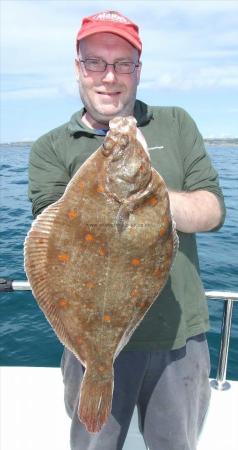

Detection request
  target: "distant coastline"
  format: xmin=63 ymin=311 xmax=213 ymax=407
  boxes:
xmin=1 ymin=138 xmax=238 ymax=147
xmin=203 ymin=138 xmax=238 ymax=147
xmin=0 ymin=141 xmax=34 ymax=147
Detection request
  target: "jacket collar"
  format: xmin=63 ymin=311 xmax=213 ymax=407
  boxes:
xmin=67 ymin=99 xmax=153 ymax=136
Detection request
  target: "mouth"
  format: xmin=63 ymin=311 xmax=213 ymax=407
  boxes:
xmin=97 ymin=91 xmax=121 ymax=97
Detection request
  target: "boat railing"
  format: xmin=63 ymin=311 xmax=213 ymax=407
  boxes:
xmin=0 ymin=280 xmax=237 ymax=390
xmin=205 ymin=290 xmax=238 ymax=391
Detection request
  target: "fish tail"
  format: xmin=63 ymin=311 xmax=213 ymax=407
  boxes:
xmin=78 ymin=369 xmax=114 ymax=433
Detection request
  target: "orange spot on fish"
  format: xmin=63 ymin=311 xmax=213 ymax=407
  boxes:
xmin=76 ymin=336 xmax=84 ymax=345
xmin=57 ymin=298 xmax=69 ymax=309
xmin=88 ymin=270 xmax=96 ymax=276
xmin=131 ymin=258 xmax=141 ymax=266
xmin=159 ymin=226 xmax=167 ymax=237
xmin=79 ymin=180 xmax=85 ymax=190
xmin=67 ymin=209 xmax=78 ymax=220
xmin=130 ymin=288 xmax=139 ymax=297
xmin=85 ymin=233 xmax=95 ymax=242
xmin=96 ymin=184 xmax=104 ymax=193
xmin=58 ymin=253 xmax=69 ymax=262
xmin=98 ymin=246 xmax=107 ymax=256
xmin=103 ymin=315 xmax=111 ymax=323
xmin=140 ymin=301 xmax=148 ymax=309
xmin=148 ymin=195 xmax=158 ymax=206
xmin=98 ymin=365 xmax=106 ymax=372
xmin=154 ymin=267 xmax=161 ymax=277
xmin=85 ymin=281 xmax=95 ymax=289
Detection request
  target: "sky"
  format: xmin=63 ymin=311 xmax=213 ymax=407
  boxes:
xmin=1 ymin=0 xmax=238 ymax=142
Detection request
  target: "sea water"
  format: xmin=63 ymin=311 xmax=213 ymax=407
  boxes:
xmin=0 ymin=144 xmax=237 ymax=380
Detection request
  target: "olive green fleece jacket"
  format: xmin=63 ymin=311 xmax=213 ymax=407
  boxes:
xmin=28 ymin=100 xmax=226 ymax=351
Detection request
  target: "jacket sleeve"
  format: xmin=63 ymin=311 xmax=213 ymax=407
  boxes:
xmin=28 ymin=132 xmax=70 ymax=218
xmin=176 ymin=108 xmax=226 ymax=231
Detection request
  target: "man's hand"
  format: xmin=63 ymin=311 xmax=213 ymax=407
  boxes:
xmin=168 ymin=190 xmax=223 ymax=233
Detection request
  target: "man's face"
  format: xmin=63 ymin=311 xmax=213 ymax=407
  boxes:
xmin=75 ymin=32 xmax=141 ymax=127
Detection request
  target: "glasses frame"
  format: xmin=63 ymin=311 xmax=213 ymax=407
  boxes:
xmin=79 ymin=58 xmax=140 ymax=74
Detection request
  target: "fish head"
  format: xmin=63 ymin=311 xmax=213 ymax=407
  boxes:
xmin=102 ymin=116 xmax=152 ymax=199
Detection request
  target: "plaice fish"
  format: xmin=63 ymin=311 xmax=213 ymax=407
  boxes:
xmin=24 ymin=116 xmax=178 ymax=433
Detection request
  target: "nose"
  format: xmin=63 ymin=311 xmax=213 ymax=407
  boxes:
xmin=101 ymin=66 xmax=117 ymax=82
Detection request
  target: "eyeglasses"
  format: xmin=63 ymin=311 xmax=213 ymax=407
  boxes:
xmin=79 ymin=58 xmax=140 ymax=74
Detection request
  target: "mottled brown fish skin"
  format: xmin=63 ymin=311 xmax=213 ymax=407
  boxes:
xmin=24 ymin=116 xmax=178 ymax=433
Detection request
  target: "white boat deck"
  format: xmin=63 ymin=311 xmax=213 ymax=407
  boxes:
xmin=0 ymin=366 xmax=237 ymax=450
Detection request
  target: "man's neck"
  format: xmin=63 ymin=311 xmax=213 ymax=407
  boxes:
xmin=81 ymin=111 xmax=109 ymax=130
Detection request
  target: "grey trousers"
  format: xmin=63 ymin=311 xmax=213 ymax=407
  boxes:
xmin=60 ymin=333 xmax=211 ymax=450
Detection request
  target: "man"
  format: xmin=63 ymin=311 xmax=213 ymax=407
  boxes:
xmin=28 ymin=10 xmax=226 ymax=450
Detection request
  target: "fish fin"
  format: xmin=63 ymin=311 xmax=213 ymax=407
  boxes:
xmin=78 ymin=369 xmax=114 ymax=433
xmin=24 ymin=200 xmax=76 ymax=355
xmin=24 ymin=201 xmax=61 ymax=290
xmin=24 ymin=201 xmax=62 ymax=298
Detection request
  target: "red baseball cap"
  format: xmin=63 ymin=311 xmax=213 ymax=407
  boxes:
xmin=76 ymin=10 xmax=142 ymax=55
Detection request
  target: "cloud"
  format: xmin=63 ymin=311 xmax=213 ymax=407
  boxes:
xmin=1 ymin=78 xmax=78 ymax=100
xmin=1 ymin=1 xmax=238 ymax=139
xmin=140 ymin=62 xmax=238 ymax=90
xmin=1 ymin=0 xmax=238 ymax=95
xmin=1 ymin=87 xmax=61 ymax=100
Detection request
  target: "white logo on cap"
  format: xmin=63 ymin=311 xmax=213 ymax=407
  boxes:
xmin=93 ymin=11 xmax=130 ymax=24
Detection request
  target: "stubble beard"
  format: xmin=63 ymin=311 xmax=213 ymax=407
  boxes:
xmin=78 ymin=85 xmax=137 ymax=128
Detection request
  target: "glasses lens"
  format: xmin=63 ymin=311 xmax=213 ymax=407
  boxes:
xmin=84 ymin=59 xmax=106 ymax=72
xmin=115 ymin=62 xmax=136 ymax=74
xmin=82 ymin=59 xmax=137 ymax=74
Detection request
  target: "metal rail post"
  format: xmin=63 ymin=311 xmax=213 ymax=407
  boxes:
xmin=210 ymin=298 xmax=234 ymax=390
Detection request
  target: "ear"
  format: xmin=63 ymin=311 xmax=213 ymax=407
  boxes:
xmin=75 ymin=58 xmax=80 ymax=81
xmin=136 ymin=61 xmax=142 ymax=86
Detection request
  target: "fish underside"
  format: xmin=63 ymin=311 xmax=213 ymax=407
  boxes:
xmin=24 ymin=116 xmax=178 ymax=433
